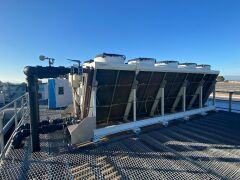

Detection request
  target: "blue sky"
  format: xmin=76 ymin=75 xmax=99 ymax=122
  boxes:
xmin=0 ymin=0 xmax=240 ymax=82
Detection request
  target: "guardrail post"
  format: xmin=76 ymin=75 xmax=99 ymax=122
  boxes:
xmin=14 ymin=101 xmax=18 ymax=129
xmin=212 ymin=86 xmax=216 ymax=106
xmin=0 ymin=112 xmax=4 ymax=156
xmin=21 ymin=97 xmax=25 ymax=121
xmin=228 ymin=92 xmax=233 ymax=112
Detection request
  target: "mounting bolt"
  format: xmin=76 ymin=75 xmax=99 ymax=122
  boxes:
xmin=92 ymin=138 xmax=101 ymax=147
xmin=162 ymin=122 xmax=169 ymax=127
xmin=201 ymin=112 xmax=207 ymax=116
xmin=183 ymin=116 xmax=190 ymax=121
xmin=132 ymin=127 xmax=141 ymax=134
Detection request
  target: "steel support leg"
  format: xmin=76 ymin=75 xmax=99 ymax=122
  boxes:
xmin=182 ymin=86 xmax=186 ymax=112
xmin=199 ymin=86 xmax=203 ymax=108
xmin=133 ymin=88 xmax=136 ymax=122
xmin=88 ymin=82 xmax=97 ymax=117
xmin=124 ymin=71 xmax=139 ymax=121
xmin=171 ymin=80 xmax=188 ymax=113
xmin=199 ymin=86 xmax=207 ymax=116
xmin=182 ymin=86 xmax=189 ymax=120
xmin=93 ymin=87 xmax=97 ymax=117
xmin=161 ymin=88 xmax=164 ymax=115
xmin=150 ymin=81 xmax=166 ymax=116
xmin=132 ymin=87 xmax=140 ymax=134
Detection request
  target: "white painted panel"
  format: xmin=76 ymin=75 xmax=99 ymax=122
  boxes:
xmin=54 ymin=79 xmax=73 ymax=108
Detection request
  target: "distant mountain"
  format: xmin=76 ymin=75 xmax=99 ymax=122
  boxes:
xmin=224 ymin=75 xmax=240 ymax=81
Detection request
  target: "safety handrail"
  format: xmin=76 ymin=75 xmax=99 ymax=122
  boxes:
xmin=0 ymin=93 xmax=29 ymax=160
xmin=211 ymin=90 xmax=240 ymax=112
xmin=0 ymin=94 xmax=27 ymax=112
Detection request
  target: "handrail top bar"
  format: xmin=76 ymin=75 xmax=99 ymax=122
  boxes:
xmin=0 ymin=93 xmax=28 ymax=112
xmin=2 ymin=102 xmax=27 ymax=135
xmin=0 ymin=106 xmax=28 ymax=160
xmin=215 ymin=90 xmax=240 ymax=94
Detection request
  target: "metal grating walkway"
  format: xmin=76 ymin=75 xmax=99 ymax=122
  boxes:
xmin=1 ymin=111 xmax=240 ymax=179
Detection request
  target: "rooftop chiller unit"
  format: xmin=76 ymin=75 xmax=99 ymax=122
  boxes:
xmin=68 ymin=53 xmax=219 ymax=144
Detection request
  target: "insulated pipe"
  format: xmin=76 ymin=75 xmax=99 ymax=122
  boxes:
xmin=27 ymin=75 xmax=40 ymax=152
xmin=24 ymin=66 xmax=71 ymax=152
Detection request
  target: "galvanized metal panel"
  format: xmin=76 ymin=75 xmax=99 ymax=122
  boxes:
xmin=93 ymin=69 xmax=217 ymax=125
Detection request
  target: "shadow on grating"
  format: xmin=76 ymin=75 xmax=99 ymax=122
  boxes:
xmin=0 ymin=111 xmax=240 ymax=180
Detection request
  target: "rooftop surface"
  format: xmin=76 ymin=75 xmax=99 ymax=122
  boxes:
xmin=0 ymin=111 xmax=240 ymax=179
